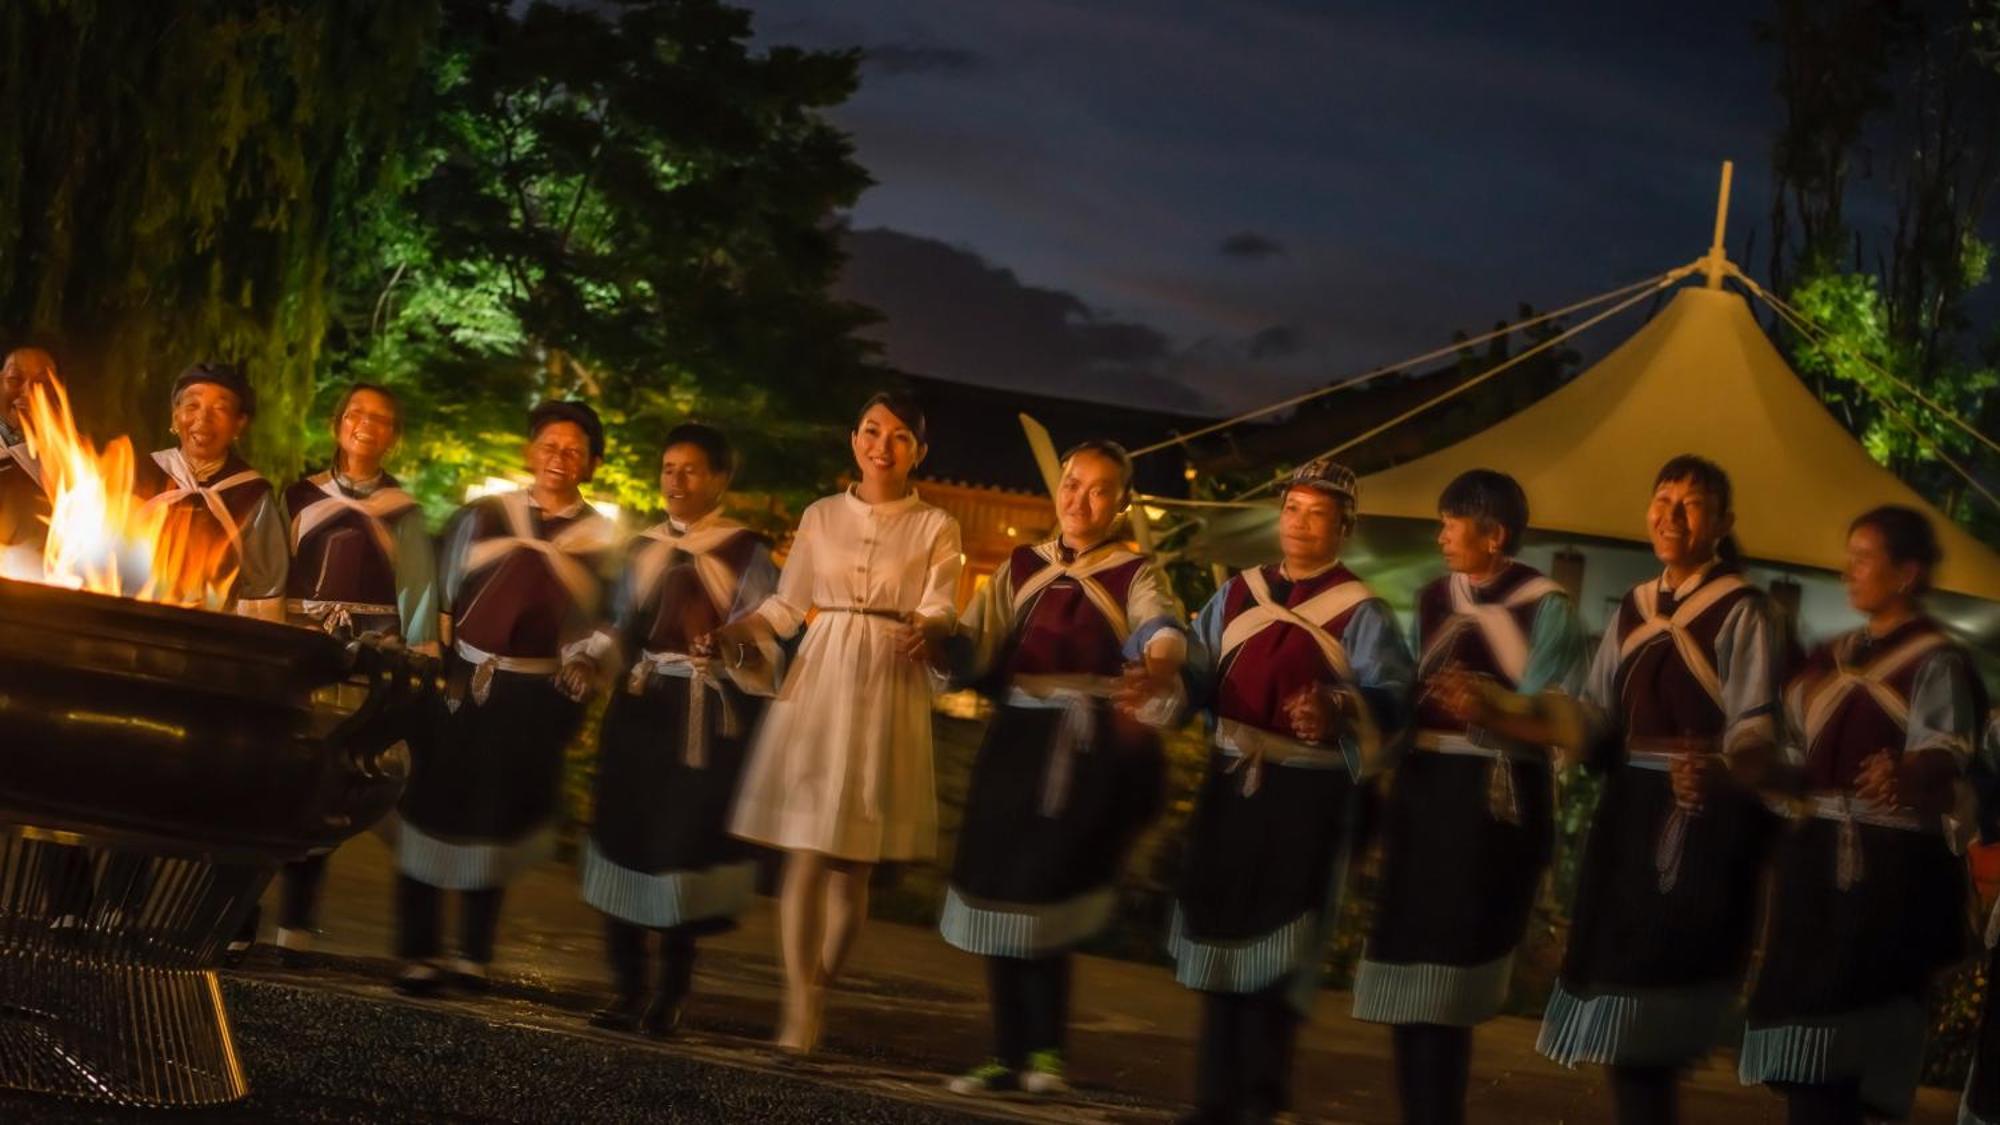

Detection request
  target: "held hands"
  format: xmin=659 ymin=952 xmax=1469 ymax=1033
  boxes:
xmin=709 ymin=619 xmax=767 ymax=674
xmin=1852 ymin=750 xmax=1903 ymax=809
xmin=1112 ymin=651 xmax=1183 ymax=731
xmin=891 ymin=613 xmax=948 ymax=663
xmin=1667 ymin=744 xmax=1722 ymax=813
xmin=554 ymin=657 xmax=600 ymax=703
xmin=1427 ymin=663 xmax=1491 ymax=725
xmin=684 ymin=633 xmax=718 ymax=678
xmin=1284 ymin=684 xmax=1347 ymax=745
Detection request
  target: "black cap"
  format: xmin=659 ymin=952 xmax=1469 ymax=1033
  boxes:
xmin=171 ymin=362 xmax=256 ymax=418
xmin=528 ymin=399 xmax=605 ymax=459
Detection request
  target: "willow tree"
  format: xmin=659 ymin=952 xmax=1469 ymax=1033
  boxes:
xmin=0 ymin=1 xmax=439 ymax=475
xmin=322 ymin=0 xmax=883 ymax=518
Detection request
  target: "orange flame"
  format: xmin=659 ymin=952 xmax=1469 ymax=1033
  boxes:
xmin=17 ymin=377 xmax=238 ymax=607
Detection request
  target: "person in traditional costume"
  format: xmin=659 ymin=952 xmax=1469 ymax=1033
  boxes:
xmin=1350 ymin=469 xmax=1586 ymax=1125
xmin=134 ymin=362 xmax=288 ymax=620
xmin=1739 ymin=506 xmax=1986 ymax=1124
xmin=939 ymin=440 xmax=1185 ymax=1097
xmin=577 ymin=423 xmax=776 ymax=1037
xmin=718 ymin=391 xmax=963 ymax=1054
xmin=261 ymin=383 xmax=436 ymax=963
xmin=1171 ymin=457 xmax=1414 ymax=1125
xmin=0 ymin=346 xmax=55 ymax=559
xmin=392 ymin=400 xmax=617 ymax=996
xmin=1961 ymin=715 xmax=2000 ymax=1125
xmin=1535 ymin=454 xmax=1781 ymax=1125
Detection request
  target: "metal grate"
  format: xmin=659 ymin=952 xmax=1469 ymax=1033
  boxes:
xmin=0 ymin=830 xmax=263 ymax=1105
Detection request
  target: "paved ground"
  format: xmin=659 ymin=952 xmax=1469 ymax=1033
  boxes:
xmin=194 ymin=832 xmax=1966 ymax=1124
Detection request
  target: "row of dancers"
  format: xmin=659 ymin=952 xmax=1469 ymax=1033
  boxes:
xmin=2 ymin=346 xmax=1996 ymax=1124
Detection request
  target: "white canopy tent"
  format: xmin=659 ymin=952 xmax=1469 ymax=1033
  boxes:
xmin=1355 ymin=284 xmax=2000 ymax=602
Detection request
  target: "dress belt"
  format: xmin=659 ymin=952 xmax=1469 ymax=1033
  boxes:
xmin=454 ymin=638 xmax=560 ymax=706
xmin=1007 ymin=674 xmax=1120 ymax=817
xmin=628 ymin=649 xmax=739 ymax=769
xmin=1213 ymin=718 xmax=1346 ymax=797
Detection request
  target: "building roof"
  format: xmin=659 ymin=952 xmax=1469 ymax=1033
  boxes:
xmin=900 ymin=374 xmax=1213 ymax=499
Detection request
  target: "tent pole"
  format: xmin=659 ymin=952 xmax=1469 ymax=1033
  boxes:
xmin=1704 ymin=160 xmax=1734 ymax=289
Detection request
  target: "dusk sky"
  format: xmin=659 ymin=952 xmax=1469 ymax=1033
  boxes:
xmin=745 ymin=0 xmax=1808 ymax=415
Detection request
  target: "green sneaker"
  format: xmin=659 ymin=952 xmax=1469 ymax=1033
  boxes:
xmin=946 ymin=1059 xmax=1020 ymax=1096
xmin=1021 ymin=1049 xmax=1069 ymax=1095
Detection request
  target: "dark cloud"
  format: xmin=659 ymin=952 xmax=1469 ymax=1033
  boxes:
xmin=836 ymin=227 xmax=1212 ymax=411
xmin=1219 ymin=231 xmax=1286 ymax=260
xmin=864 ymin=43 xmax=984 ymax=77
xmin=1248 ymin=323 xmax=1303 ymax=360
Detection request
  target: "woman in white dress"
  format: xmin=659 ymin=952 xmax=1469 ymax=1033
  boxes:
xmin=722 ymin=392 xmax=963 ymax=1053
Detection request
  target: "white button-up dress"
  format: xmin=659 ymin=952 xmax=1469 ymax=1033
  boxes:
xmin=730 ymin=487 xmax=963 ymax=861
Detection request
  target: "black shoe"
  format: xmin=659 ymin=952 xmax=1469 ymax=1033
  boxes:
xmin=590 ymin=992 xmax=645 ymax=1033
xmin=639 ymin=992 xmax=685 ymax=1038
xmin=449 ymin=958 xmax=491 ymax=994
xmin=393 ymin=961 xmax=444 ymax=998
xmin=220 ymin=939 xmax=254 ymax=968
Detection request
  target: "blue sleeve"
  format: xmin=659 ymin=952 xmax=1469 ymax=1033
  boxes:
xmin=1518 ymin=594 xmax=1587 ymax=697
xmin=728 ymin=543 xmax=778 ymax=626
xmin=1182 ymin=583 xmax=1232 ymax=720
xmin=1341 ymin=597 xmax=1415 ymax=770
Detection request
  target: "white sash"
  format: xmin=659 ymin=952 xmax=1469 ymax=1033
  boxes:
xmin=1 ymin=441 xmax=42 ymax=490
xmin=1792 ymin=630 xmax=1949 ymax=750
xmin=1417 ymin=570 xmax=1565 ymax=685
xmin=142 ymin=448 xmax=263 ymax=550
xmin=628 ymin=650 xmax=740 ymax=769
xmin=1011 ymin=541 xmax=1138 ymax=643
xmin=628 ymin=515 xmax=746 ymax=621
xmin=291 ymin=471 xmax=417 ymax=563
xmin=462 ymin=490 xmax=615 ymax=614
xmin=1617 ymin=572 xmax=1749 ymax=711
xmin=1218 ymin=566 xmax=1372 ymax=682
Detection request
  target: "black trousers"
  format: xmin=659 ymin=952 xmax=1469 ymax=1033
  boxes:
xmin=279 ymin=854 xmax=329 ymax=930
xmin=986 ymin=953 xmax=1071 ymax=1068
xmin=395 ymin=875 xmax=505 ymax=964
xmin=603 ymin=915 xmax=696 ymax=1001
xmin=1608 ymin=1064 xmax=1681 ymax=1125
xmin=1194 ymin=976 xmax=1300 ymax=1120
xmin=1392 ymin=1023 xmax=1472 ymax=1125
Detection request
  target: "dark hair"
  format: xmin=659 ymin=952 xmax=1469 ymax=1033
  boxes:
xmin=172 ymin=361 xmax=256 ymax=418
xmin=1060 ymin=439 xmax=1134 ymax=497
xmin=1849 ymin=504 xmax=1941 ymax=594
xmin=856 ymin=391 xmax=926 ymax=443
xmin=661 ymin=422 xmax=733 ymax=475
xmin=1438 ymin=468 xmax=1528 ymax=555
xmin=329 ymin=383 xmax=404 ymax=475
xmin=528 ymin=400 xmax=605 ymax=459
xmin=1653 ymin=453 xmax=1741 ymax=567
xmin=331 ymin=383 xmax=402 ymax=432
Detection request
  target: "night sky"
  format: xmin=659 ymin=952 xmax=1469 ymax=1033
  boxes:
xmin=746 ymin=0 xmax=1806 ymax=414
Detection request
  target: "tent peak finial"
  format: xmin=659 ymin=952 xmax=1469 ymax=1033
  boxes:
xmin=1703 ymin=160 xmax=1735 ymax=290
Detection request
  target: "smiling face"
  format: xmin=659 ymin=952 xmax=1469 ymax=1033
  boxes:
xmin=1057 ymin=449 xmax=1127 ymax=546
xmin=1842 ymin=522 xmax=1919 ymax=616
xmin=171 ymin=382 xmax=250 ymax=463
xmin=1647 ymin=475 xmax=1731 ymax=574
xmin=525 ymin=420 xmax=597 ymax=501
xmin=0 ymin=349 xmax=54 ymax=430
xmin=660 ymin=441 xmax=729 ymax=523
xmin=334 ymin=388 xmax=399 ymax=474
xmin=850 ymin=402 xmax=924 ymax=489
xmin=1437 ymin=513 xmax=1505 ymax=576
xmin=1278 ymin=486 xmax=1350 ymax=573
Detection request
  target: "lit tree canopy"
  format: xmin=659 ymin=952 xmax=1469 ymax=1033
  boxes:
xmin=0 ymin=0 xmax=438 ymax=472
xmin=324 ymin=0 xmax=884 ymax=518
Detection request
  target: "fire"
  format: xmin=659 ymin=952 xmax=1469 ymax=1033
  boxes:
xmin=14 ymin=377 xmax=237 ymax=607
